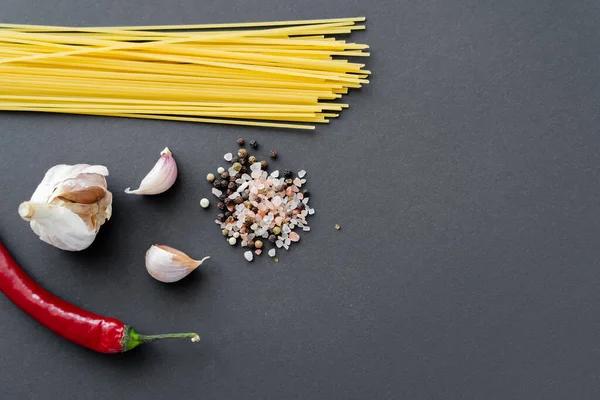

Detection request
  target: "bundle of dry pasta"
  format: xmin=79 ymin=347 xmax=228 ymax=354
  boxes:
xmin=0 ymin=17 xmax=369 ymax=129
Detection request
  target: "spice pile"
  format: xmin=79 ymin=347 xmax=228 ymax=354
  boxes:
xmin=206 ymin=140 xmax=314 ymax=262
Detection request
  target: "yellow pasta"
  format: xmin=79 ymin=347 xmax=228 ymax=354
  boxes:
xmin=0 ymin=17 xmax=370 ymax=129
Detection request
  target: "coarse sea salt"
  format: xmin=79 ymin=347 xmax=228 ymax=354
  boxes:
xmin=250 ymin=163 xmax=262 ymax=172
xmin=209 ymin=146 xmax=314 ymax=261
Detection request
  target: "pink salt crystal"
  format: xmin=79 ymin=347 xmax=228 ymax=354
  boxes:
xmin=293 ymin=178 xmax=302 ymax=187
xmin=255 ymin=249 xmax=262 ymax=256
xmin=240 ymin=233 xmax=248 ymax=240
xmin=285 ymin=187 xmax=294 ymax=197
xmin=297 ymin=192 xmax=304 ymax=200
xmin=292 ymin=185 xmax=299 ymax=193
xmin=258 ymin=210 xmax=266 ymax=218
xmin=275 ymin=216 xmax=283 ymax=225
xmin=293 ymin=209 xmax=300 ymax=215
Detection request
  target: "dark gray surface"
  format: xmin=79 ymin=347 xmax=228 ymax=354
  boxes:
xmin=1 ymin=0 xmax=600 ymax=399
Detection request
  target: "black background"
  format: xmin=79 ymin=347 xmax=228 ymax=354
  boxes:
xmin=1 ymin=1 xmax=600 ymax=399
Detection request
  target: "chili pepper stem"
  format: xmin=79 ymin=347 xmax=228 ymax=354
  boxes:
xmin=138 ymin=333 xmax=201 ymax=342
xmin=121 ymin=326 xmax=200 ymax=352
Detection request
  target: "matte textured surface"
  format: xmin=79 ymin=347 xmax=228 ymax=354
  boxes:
xmin=1 ymin=1 xmax=600 ymax=399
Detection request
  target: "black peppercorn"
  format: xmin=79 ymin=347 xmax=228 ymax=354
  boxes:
xmin=217 ymin=202 xmax=225 ymax=210
xmin=216 ymin=213 xmax=225 ymax=222
xmin=212 ymin=180 xmax=220 ymax=188
xmin=248 ymin=155 xmax=257 ymax=164
xmin=220 ymin=171 xmax=229 ymax=180
xmin=237 ymin=138 xmax=245 ymax=146
xmin=234 ymin=196 xmax=244 ymax=205
xmin=226 ymin=189 xmax=233 ymax=196
xmin=225 ymin=211 xmax=232 ymax=218
xmin=247 ymin=241 xmax=255 ymax=249
xmin=231 ymin=156 xmax=239 ymax=164
xmin=245 ymin=216 xmax=255 ymax=225
xmin=283 ymin=169 xmax=292 ymax=178
xmin=239 ymin=157 xmax=247 ymax=165
xmin=241 ymin=166 xmax=248 ymax=174
xmin=249 ymin=140 xmax=258 ymax=149
xmin=218 ymin=194 xmax=226 ymax=201
xmin=269 ymin=150 xmax=278 ymax=159
xmin=228 ymin=182 xmax=236 ymax=190
xmin=297 ymin=202 xmax=306 ymax=210
xmin=242 ymin=192 xmax=249 ymax=200
xmin=224 ymin=198 xmax=233 ymax=207
xmin=220 ymin=179 xmax=228 ymax=188
xmin=268 ymin=234 xmax=277 ymax=243
xmin=260 ymin=160 xmax=268 ymax=169
xmin=302 ymin=188 xmax=310 ymax=197
xmin=238 ymin=148 xmax=248 ymax=158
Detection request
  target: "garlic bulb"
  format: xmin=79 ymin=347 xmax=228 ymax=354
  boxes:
xmin=146 ymin=245 xmax=209 ymax=283
xmin=125 ymin=147 xmax=177 ymax=195
xmin=19 ymin=164 xmax=112 ymax=251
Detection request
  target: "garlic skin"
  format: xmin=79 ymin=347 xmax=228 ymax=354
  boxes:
xmin=146 ymin=245 xmax=209 ymax=283
xmin=19 ymin=164 xmax=112 ymax=251
xmin=125 ymin=147 xmax=177 ymax=195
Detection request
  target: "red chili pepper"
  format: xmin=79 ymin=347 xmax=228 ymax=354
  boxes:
xmin=0 ymin=242 xmax=199 ymax=353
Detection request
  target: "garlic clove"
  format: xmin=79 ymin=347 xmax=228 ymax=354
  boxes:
xmin=50 ymin=173 xmax=108 ymax=204
xmin=145 ymin=244 xmax=209 ymax=283
xmin=125 ymin=147 xmax=177 ymax=195
xmin=31 ymin=164 xmax=109 ymax=203
xmin=19 ymin=202 xmax=98 ymax=251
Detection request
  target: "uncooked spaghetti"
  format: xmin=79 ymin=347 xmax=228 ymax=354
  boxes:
xmin=0 ymin=17 xmax=370 ymax=129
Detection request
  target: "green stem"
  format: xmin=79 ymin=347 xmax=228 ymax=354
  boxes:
xmin=121 ymin=326 xmax=200 ymax=352
xmin=138 ymin=333 xmax=200 ymax=343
